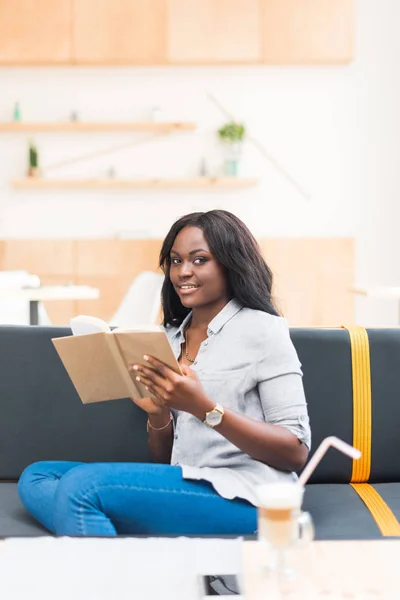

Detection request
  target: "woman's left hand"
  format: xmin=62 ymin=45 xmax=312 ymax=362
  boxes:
xmin=131 ymin=356 xmax=213 ymax=419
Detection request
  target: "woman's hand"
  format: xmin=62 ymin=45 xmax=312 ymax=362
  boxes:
xmin=130 ymin=394 xmax=172 ymax=430
xmin=131 ymin=355 xmax=214 ymax=420
xmin=130 ymin=393 xmax=167 ymax=417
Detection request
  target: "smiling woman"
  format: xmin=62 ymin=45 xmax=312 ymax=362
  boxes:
xmin=17 ymin=210 xmax=311 ymax=537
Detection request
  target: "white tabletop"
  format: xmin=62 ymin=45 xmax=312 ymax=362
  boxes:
xmin=0 ymin=285 xmax=100 ymax=301
xmin=0 ymin=537 xmax=397 ymax=599
xmin=0 ymin=537 xmax=243 ymax=600
xmin=242 ymin=539 xmax=400 ymax=599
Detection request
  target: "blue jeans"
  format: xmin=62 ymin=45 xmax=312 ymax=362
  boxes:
xmin=18 ymin=462 xmax=257 ymax=537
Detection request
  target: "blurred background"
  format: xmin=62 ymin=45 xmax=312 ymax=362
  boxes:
xmin=0 ymin=0 xmax=396 ymax=328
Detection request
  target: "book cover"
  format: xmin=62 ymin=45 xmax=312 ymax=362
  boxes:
xmin=52 ymin=316 xmax=180 ymax=404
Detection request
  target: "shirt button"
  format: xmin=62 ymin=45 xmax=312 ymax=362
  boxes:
xmin=204 ymin=341 xmax=208 ymax=346
xmin=174 ymin=434 xmax=178 ymax=440
xmin=193 ymin=360 xmax=197 ymax=365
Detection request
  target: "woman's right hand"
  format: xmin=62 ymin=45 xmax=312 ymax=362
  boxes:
xmin=130 ymin=395 xmax=171 ymax=426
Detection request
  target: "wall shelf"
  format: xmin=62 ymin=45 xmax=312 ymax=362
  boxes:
xmin=0 ymin=122 xmax=196 ymax=133
xmin=11 ymin=177 xmax=258 ymax=190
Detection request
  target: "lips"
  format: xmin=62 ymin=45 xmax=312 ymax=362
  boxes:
xmin=176 ymin=284 xmax=200 ymax=295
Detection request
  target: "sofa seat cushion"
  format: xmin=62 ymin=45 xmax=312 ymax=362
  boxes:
xmin=0 ymin=483 xmax=48 ymax=537
xmin=3 ymin=480 xmax=400 ymax=540
xmin=304 ymin=483 xmax=400 ymax=540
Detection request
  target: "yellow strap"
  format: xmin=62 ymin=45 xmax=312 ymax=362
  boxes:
xmin=351 ymin=484 xmax=400 ymax=536
xmin=341 ymin=325 xmax=372 ymax=482
xmin=343 ymin=326 xmax=400 ymax=536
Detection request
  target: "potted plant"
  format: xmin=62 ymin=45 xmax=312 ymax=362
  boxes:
xmin=217 ymin=121 xmax=246 ymax=176
xmin=28 ymin=140 xmax=39 ymax=178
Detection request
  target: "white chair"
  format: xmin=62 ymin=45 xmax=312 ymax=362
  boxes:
xmin=110 ymin=271 xmax=164 ymax=327
xmin=0 ymin=270 xmax=51 ymax=325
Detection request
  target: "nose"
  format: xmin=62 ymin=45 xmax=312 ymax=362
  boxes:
xmin=178 ymin=260 xmax=194 ymax=279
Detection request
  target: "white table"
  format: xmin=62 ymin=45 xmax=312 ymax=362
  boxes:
xmin=0 ymin=537 xmax=398 ymax=599
xmin=0 ymin=285 xmax=100 ymax=325
xmin=0 ymin=537 xmax=243 ymax=600
xmin=351 ymin=285 xmax=400 ymax=324
xmin=242 ymin=539 xmax=400 ymax=599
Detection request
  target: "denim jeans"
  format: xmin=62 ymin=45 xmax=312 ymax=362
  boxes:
xmin=18 ymin=462 xmax=257 ymax=537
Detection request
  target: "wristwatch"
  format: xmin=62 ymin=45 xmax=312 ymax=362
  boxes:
xmin=203 ymin=403 xmax=225 ymax=428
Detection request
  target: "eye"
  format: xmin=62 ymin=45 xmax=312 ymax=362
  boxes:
xmin=193 ymin=257 xmax=207 ymax=265
xmin=171 ymin=257 xmax=181 ymax=265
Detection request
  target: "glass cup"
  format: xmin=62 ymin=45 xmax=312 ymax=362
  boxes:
xmin=256 ymin=482 xmax=314 ymax=581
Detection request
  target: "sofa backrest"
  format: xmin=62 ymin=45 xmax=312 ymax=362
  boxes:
xmin=292 ymin=328 xmax=400 ymax=484
xmin=0 ymin=326 xmax=397 ymax=484
xmin=0 ymin=326 xmax=151 ymax=480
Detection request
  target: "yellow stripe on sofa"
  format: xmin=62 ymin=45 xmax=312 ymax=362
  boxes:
xmin=350 ymin=484 xmax=400 ymax=537
xmin=343 ymin=325 xmax=400 ymax=536
xmin=342 ymin=325 xmax=372 ymax=482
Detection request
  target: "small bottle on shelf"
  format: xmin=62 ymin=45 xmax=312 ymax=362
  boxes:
xmin=13 ymin=102 xmax=21 ymax=122
xmin=107 ymin=166 xmax=116 ymax=179
xmin=199 ymin=158 xmax=208 ymax=177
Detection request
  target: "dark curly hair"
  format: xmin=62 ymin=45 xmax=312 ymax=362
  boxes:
xmin=159 ymin=210 xmax=279 ymax=326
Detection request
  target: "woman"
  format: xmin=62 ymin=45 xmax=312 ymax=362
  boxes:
xmin=18 ymin=210 xmax=310 ymax=536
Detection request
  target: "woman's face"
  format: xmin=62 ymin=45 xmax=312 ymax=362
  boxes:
xmin=169 ymin=226 xmax=230 ymax=311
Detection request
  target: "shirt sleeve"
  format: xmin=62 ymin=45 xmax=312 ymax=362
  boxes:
xmin=256 ymin=318 xmax=311 ymax=450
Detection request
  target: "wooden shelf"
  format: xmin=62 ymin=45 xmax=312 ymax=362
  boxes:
xmin=11 ymin=177 xmax=258 ymax=190
xmin=0 ymin=122 xmax=196 ymax=133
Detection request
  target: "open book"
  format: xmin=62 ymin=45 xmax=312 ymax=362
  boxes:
xmin=52 ymin=315 xmax=180 ymax=404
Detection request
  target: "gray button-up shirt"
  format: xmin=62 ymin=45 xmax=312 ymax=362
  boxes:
xmin=164 ymin=299 xmax=311 ymax=507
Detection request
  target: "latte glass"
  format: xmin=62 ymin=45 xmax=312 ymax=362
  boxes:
xmin=257 ymin=482 xmax=314 ymax=580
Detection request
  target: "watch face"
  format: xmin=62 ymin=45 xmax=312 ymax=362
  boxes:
xmin=207 ymin=409 xmax=223 ymax=426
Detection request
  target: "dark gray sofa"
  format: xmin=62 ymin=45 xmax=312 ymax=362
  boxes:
xmin=0 ymin=325 xmax=398 ymax=539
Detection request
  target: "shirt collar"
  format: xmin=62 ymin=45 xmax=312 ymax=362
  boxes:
xmin=173 ymin=298 xmax=242 ymax=338
xmin=175 ymin=311 xmax=193 ymax=337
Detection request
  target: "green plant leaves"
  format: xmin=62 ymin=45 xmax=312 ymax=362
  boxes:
xmin=217 ymin=121 xmax=246 ymax=143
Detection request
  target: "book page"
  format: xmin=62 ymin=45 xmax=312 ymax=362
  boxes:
xmin=113 ymin=325 xmax=162 ymax=333
xmin=70 ymin=315 xmax=111 ymax=335
xmin=114 ymin=330 xmax=181 ymax=399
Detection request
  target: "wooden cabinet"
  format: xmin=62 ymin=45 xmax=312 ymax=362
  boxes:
xmin=0 ymin=0 xmax=72 ymax=64
xmin=166 ymin=0 xmax=263 ymax=64
xmin=0 ymin=238 xmax=354 ymax=326
xmin=262 ymin=0 xmax=354 ymax=64
xmin=72 ymin=0 xmax=166 ymax=64
xmin=0 ymin=0 xmax=354 ymax=66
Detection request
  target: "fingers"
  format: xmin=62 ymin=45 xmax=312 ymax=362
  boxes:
xmin=130 ymin=356 xmax=192 ymax=407
xmin=148 ymin=393 xmax=165 ymax=409
xmin=131 ymin=363 xmax=167 ymax=389
xmin=142 ymin=355 xmax=178 ymax=382
xmin=130 ymin=359 xmax=172 ymax=404
xmin=135 ymin=374 xmax=168 ymax=402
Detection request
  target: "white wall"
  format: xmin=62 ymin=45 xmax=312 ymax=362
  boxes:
xmin=0 ymin=0 xmax=398 ymax=324
xmin=352 ymin=0 xmax=400 ymax=326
